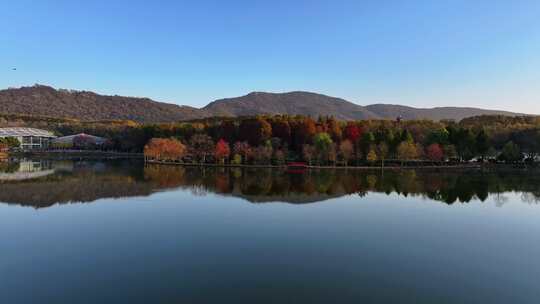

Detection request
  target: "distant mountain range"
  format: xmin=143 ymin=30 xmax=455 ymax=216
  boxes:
xmin=0 ymin=85 xmax=523 ymax=123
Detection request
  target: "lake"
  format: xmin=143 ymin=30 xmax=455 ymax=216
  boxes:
xmin=1 ymin=159 xmax=540 ymax=303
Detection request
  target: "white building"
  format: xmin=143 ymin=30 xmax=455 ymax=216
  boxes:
xmin=0 ymin=127 xmax=56 ymax=150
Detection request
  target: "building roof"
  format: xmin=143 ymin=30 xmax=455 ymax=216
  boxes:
xmin=52 ymin=133 xmax=107 ymax=144
xmin=0 ymin=127 xmax=56 ymax=138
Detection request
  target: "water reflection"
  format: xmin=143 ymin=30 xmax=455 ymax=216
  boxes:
xmin=144 ymin=165 xmax=540 ymax=205
xmin=0 ymin=159 xmax=55 ymax=181
xmin=1 ymin=159 xmax=540 ymax=208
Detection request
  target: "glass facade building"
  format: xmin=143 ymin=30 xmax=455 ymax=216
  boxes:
xmin=0 ymin=128 xmax=56 ymax=150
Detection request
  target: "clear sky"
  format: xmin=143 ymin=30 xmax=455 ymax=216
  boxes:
xmin=1 ymin=0 xmax=539 ymax=113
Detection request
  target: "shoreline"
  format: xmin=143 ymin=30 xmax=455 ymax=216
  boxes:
xmin=144 ymin=160 xmax=527 ymax=171
xmin=9 ymin=151 xmax=143 ymax=160
xmin=4 ymin=152 xmax=536 ymax=170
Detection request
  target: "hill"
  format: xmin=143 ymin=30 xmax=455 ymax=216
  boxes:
xmin=0 ymin=85 xmax=524 ymax=123
xmin=364 ymin=104 xmax=520 ymax=121
xmin=0 ymin=85 xmax=208 ymax=123
xmin=205 ymin=92 xmax=522 ymax=121
xmin=203 ymin=91 xmax=378 ymax=120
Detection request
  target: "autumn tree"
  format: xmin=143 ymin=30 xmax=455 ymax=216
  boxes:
xmin=189 ymin=134 xmax=215 ymax=163
xmin=233 ymin=141 xmax=252 ymax=164
xmin=415 ymin=143 xmax=425 ymax=160
xmin=397 ymin=141 xmax=418 ymax=164
xmin=271 ymin=119 xmax=291 ymax=143
xmin=366 ymin=147 xmax=378 ymax=164
xmin=328 ymin=143 xmax=337 ymax=166
xmin=215 ymin=139 xmax=231 ymax=164
xmin=144 ymin=138 xmax=186 ymax=161
xmin=294 ymin=117 xmax=317 ymax=148
xmin=302 ymin=144 xmax=316 ymax=165
xmin=376 ymin=142 xmax=389 ymax=167
xmin=344 ymin=122 xmax=361 ymax=143
xmin=426 ymin=143 xmax=444 ymax=162
xmin=444 ymin=145 xmax=458 ymax=160
xmin=274 ymin=149 xmax=286 ymax=165
xmin=339 ymin=140 xmax=353 ymax=165
xmin=238 ymin=118 xmax=272 ymax=146
xmin=219 ymin=120 xmax=237 ymax=143
xmin=252 ymin=145 xmax=273 ymax=165
xmin=327 ymin=117 xmax=342 ymax=142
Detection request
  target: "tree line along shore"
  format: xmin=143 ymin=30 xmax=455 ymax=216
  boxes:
xmin=2 ymin=114 xmax=539 ymax=167
xmin=141 ymin=115 xmax=539 ymax=167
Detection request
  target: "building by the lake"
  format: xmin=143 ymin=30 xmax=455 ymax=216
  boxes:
xmin=52 ymin=133 xmax=108 ymax=148
xmin=0 ymin=127 xmax=56 ymax=150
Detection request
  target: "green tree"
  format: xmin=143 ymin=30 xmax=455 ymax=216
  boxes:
xmin=313 ymin=132 xmax=333 ymax=164
xmin=427 ymin=128 xmax=449 ymax=145
xmin=2 ymin=137 xmax=20 ymax=148
xmin=360 ymin=132 xmax=375 ymax=156
xmin=475 ymin=129 xmax=490 ymax=160
xmin=456 ymin=128 xmax=476 ymax=161
xmin=499 ymin=141 xmax=521 ymax=163
xmin=401 ymin=129 xmax=414 ymax=143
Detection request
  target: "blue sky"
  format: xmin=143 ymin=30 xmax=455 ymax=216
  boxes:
xmin=1 ymin=0 xmax=539 ymax=113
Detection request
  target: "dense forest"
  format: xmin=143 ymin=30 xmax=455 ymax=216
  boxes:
xmin=2 ymin=113 xmax=540 ymax=165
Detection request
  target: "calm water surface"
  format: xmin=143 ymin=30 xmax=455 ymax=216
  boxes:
xmin=1 ymin=159 xmax=540 ymax=303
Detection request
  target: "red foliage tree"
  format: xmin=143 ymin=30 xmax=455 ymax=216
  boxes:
xmin=344 ymin=122 xmax=362 ymax=143
xmin=426 ymin=143 xmax=444 ymax=161
xmin=215 ymin=139 xmax=231 ymax=163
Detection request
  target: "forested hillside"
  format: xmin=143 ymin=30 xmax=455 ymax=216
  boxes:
xmin=0 ymin=85 xmax=207 ymax=123
xmin=0 ymin=85 xmax=523 ymax=123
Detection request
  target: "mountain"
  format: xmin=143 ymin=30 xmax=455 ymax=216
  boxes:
xmin=203 ymin=91 xmax=378 ymax=120
xmin=0 ymin=85 xmax=524 ymax=123
xmin=364 ymin=104 xmax=520 ymax=121
xmin=204 ymin=92 xmax=525 ymax=121
xmin=205 ymin=92 xmax=523 ymax=121
xmin=0 ymin=85 xmax=208 ymax=123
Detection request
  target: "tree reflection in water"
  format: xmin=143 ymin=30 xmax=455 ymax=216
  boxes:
xmin=1 ymin=160 xmax=540 ymax=208
xmin=143 ymin=165 xmax=540 ymax=205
